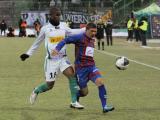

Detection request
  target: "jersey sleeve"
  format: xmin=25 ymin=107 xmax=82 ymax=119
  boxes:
xmin=55 ymin=34 xmax=82 ymax=52
xmin=64 ymin=23 xmax=85 ymax=36
xmin=26 ymin=26 xmax=45 ymax=56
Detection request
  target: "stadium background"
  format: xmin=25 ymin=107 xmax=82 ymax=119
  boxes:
xmin=0 ymin=0 xmax=158 ymax=27
xmin=0 ymin=1 xmax=160 ymax=120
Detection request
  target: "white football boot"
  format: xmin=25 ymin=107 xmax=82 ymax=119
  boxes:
xmin=30 ymin=90 xmax=38 ymax=105
xmin=70 ymin=101 xmax=84 ymax=109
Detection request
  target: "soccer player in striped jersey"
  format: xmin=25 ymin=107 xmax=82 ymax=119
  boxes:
xmin=20 ymin=7 xmax=84 ymax=109
xmin=52 ymin=22 xmax=114 ymax=113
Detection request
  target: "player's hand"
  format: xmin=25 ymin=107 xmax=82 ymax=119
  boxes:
xmin=20 ymin=54 xmax=29 ymax=61
xmin=51 ymin=49 xmax=59 ymax=56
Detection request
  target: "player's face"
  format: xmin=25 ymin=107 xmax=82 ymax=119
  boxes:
xmin=86 ymin=28 xmax=97 ymax=38
xmin=50 ymin=10 xmax=61 ymax=25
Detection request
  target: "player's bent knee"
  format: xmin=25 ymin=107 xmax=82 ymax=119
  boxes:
xmin=63 ymin=67 xmax=75 ymax=77
xmin=80 ymin=89 xmax=88 ymax=96
xmin=95 ymin=78 xmax=104 ymax=87
xmin=80 ymin=91 xmax=88 ymax=97
xmin=47 ymin=81 xmax=55 ymax=89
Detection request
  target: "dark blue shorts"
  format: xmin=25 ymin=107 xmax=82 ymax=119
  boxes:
xmin=75 ymin=65 xmax=102 ymax=89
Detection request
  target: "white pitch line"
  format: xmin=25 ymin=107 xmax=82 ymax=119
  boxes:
xmin=96 ymin=49 xmax=160 ymax=71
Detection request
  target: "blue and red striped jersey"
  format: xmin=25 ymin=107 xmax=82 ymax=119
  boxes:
xmin=56 ymin=33 xmax=95 ymax=67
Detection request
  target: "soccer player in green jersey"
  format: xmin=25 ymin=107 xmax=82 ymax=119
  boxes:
xmin=20 ymin=6 xmax=84 ymax=109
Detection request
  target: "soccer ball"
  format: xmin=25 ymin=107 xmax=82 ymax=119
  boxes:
xmin=115 ymin=56 xmax=129 ymax=70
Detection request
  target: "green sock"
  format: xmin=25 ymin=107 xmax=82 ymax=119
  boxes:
xmin=34 ymin=83 xmax=49 ymax=94
xmin=69 ymin=77 xmax=78 ymax=103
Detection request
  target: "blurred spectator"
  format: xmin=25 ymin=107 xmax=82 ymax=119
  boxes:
xmin=19 ymin=20 xmax=27 ymax=37
xmin=7 ymin=26 xmax=15 ymax=37
xmin=0 ymin=19 xmax=7 ymax=36
xmin=126 ymin=17 xmax=134 ymax=42
xmin=133 ymin=17 xmax=140 ymax=42
xmin=96 ymin=19 xmax=105 ymax=50
xmin=18 ymin=18 xmax=23 ymax=36
xmin=105 ymin=19 xmax=113 ymax=46
xmin=34 ymin=19 xmax=41 ymax=36
xmin=138 ymin=16 xmax=148 ymax=46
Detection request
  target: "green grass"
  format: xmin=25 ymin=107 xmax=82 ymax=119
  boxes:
xmin=0 ymin=37 xmax=160 ymax=120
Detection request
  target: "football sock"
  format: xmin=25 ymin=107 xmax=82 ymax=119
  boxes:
xmin=34 ymin=83 xmax=50 ymax=94
xmin=69 ymin=77 xmax=78 ymax=103
xmin=98 ymin=85 xmax=107 ymax=108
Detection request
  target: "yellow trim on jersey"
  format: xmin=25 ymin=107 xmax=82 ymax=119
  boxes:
xmin=49 ymin=36 xmax=64 ymax=43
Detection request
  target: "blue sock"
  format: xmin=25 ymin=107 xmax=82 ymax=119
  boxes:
xmin=98 ymin=85 xmax=107 ymax=108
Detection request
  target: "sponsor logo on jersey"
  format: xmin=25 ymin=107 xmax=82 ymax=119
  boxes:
xmin=49 ymin=36 xmax=64 ymax=43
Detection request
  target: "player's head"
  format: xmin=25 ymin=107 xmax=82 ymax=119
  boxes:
xmin=86 ymin=22 xmax=97 ymax=38
xmin=49 ymin=6 xmax=61 ymax=26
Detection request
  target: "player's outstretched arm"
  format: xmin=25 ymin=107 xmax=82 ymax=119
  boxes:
xmin=55 ymin=34 xmax=82 ymax=52
xmin=26 ymin=26 xmax=45 ymax=56
xmin=20 ymin=54 xmax=29 ymax=61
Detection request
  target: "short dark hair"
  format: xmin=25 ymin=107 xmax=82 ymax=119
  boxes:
xmin=86 ymin=22 xmax=97 ymax=30
xmin=49 ymin=6 xmax=61 ymax=15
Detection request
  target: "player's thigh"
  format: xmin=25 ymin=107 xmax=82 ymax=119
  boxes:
xmin=76 ymin=67 xmax=89 ymax=89
xmin=60 ymin=57 xmax=74 ymax=77
xmin=63 ymin=66 xmax=74 ymax=78
xmin=89 ymin=66 xmax=103 ymax=86
xmin=44 ymin=59 xmax=60 ymax=82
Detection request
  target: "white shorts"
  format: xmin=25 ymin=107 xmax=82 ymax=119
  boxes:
xmin=44 ymin=57 xmax=72 ymax=82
